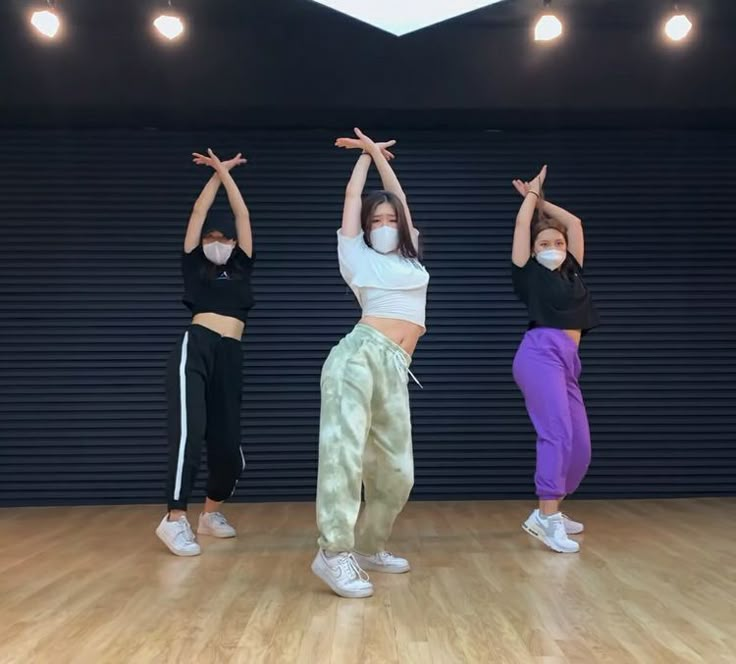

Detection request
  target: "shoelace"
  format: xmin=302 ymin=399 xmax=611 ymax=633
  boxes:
xmin=549 ymin=517 xmax=567 ymax=540
xmin=207 ymin=512 xmax=228 ymax=526
xmin=338 ymin=553 xmax=370 ymax=582
xmin=175 ymin=518 xmax=196 ymax=545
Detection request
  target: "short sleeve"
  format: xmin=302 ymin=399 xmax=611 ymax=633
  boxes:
xmin=511 ymin=260 xmax=531 ymax=302
xmin=231 ymin=245 xmax=255 ymax=270
xmin=337 ymin=230 xmax=369 ymax=280
xmin=182 ymin=245 xmax=205 ymax=274
xmin=568 ymin=253 xmax=583 ymax=274
xmin=411 ymin=228 xmax=420 ymax=251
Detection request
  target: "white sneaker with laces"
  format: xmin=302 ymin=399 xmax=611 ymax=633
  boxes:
xmin=523 ymin=509 xmax=580 ymax=553
xmin=561 ymin=513 xmax=584 ymax=535
xmin=197 ymin=512 xmax=237 ymax=538
xmin=311 ymin=550 xmax=374 ymax=598
xmin=156 ymin=514 xmax=201 ymax=556
xmin=353 ymin=550 xmax=411 ymax=574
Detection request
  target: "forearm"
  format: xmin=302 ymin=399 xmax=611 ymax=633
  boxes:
xmin=515 ymin=192 xmax=539 ymax=228
xmin=369 ymin=149 xmax=405 ymax=201
xmin=218 ymin=169 xmax=249 ymax=220
xmin=341 ymin=154 xmax=371 ymax=236
xmin=184 ymin=174 xmax=222 ymax=251
xmin=511 ymin=195 xmax=537 ymax=266
xmin=218 ymin=169 xmax=253 ymax=255
xmin=192 ymin=173 xmax=221 ymax=213
xmin=345 ymin=153 xmax=372 ymax=195
xmin=541 ymin=200 xmax=582 ymax=229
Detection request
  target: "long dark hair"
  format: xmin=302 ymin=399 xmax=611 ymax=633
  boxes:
xmin=530 ymin=191 xmax=576 ymax=278
xmin=360 ymin=190 xmax=420 ymax=260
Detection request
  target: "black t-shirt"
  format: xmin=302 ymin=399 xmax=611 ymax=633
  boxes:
xmin=511 ymin=255 xmax=599 ymax=333
xmin=182 ymin=245 xmax=255 ymax=322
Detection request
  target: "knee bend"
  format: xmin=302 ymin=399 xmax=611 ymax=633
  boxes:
xmin=386 ymin=467 xmax=414 ymax=501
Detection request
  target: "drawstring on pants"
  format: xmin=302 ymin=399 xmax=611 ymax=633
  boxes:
xmin=392 ymin=352 xmax=423 ymax=389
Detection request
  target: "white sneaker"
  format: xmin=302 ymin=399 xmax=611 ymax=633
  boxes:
xmin=353 ymin=550 xmax=411 ymax=574
xmin=311 ymin=550 xmax=374 ymax=598
xmin=562 ymin=513 xmax=584 ymax=535
xmin=523 ymin=510 xmax=580 ymax=553
xmin=197 ymin=512 xmax=237 ymax=538
xmin=156 ymin=514 xmax=201 ymax=557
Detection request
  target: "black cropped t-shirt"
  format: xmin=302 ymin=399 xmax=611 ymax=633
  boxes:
xmin=512 ymin=255 xmax=599 ymax=333
xmin=182 ymin=245 xmax=255 ymax=323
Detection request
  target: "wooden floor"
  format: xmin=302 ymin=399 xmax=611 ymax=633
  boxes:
xmin=0 ymin=499 xmax=734 ymax=664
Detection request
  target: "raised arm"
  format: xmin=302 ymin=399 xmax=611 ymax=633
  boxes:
xmin=183 ymin=174 xmax=222 ymax=253
xmin=335 ymin=131 xmax=398 ymax=238
xmin=512 ymin=166 xmax=547 ymax=267
xmin=216 ymin=155 xmax=253 ymax=258
xmin=512 ymin=171 xmax=584 ymax=265
xmin=539 ymin=200 xmax=584 ymax=266
xmin=340 ymin=153 xmax=372 ymax=238
xmin=191 ymin=150 xmax=252 ymax=257
xmin=353 ymin=128 xmax=414 ymax=232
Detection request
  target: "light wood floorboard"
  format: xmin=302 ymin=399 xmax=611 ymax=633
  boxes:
xmin=0 ymin=499 xmax=733 ymax=663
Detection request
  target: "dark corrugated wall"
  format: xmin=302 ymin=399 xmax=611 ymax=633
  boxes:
xmin=1 ymin=129 xmax=734 ymax=506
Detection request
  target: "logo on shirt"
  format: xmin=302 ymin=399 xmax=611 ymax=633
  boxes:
xmin=216 ymin=270 xmax=230 ymax=280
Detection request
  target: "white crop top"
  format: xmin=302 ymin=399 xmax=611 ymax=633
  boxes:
xmin=337 ymin=229 xmax=430 ymax=329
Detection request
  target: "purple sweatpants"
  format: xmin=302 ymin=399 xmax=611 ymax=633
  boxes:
xmin=512 ymin=328 xmax=591 ymax=500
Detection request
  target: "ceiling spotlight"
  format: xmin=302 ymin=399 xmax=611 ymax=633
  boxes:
xmin=31 ymin=3 xmax=61 ymax=39
xmin=154 ymin=2 xmax=185 ymax=41
xmin=534 ymin=1 xmax=562 ymax=42
xmin=664 ymin=10 xmax=692 ymax=42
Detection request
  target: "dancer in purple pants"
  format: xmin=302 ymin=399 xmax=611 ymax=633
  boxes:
xmin=510 ymin=165 xmax=600 ymax=553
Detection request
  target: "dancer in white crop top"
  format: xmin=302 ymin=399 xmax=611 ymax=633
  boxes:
xmin=336 ymin=129 xmax=429 ymax=355
xmin=311 ymin=128 xmax=429 ymax=599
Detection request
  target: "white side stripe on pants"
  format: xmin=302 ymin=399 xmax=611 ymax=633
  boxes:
xmin=173 ymin=331 xmax=189 ymax=501
xmin=229 ymin=446 xmax=246 ymax=499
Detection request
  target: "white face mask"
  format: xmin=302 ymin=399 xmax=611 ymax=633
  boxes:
xmin=535 ymin=249 xmax=566 ymax=271
xmin=203 ymin=241 xmax=234 ymax=265
xmin=370 ymin=226 xmax=400 ymax=254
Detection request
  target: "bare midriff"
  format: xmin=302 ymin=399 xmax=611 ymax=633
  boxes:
xmin=360 ymin=316 xmax=425 ymax=356
xmin=191 ymin=312 xmax=245 ymax=340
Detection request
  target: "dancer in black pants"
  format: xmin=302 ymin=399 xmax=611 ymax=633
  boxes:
xmin=156 ymin=149 xmax=254 ymax=557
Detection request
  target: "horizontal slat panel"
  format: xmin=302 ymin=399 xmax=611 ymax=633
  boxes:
xmin=0 ymin=129 xmax=735 ymax=506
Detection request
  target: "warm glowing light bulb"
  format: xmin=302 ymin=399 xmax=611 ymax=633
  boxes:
xmin=154 ymin=14 xmax=185 ymax=40
xmin=534 ymin=14 xmax=562 ymax=42
xmin=664 ymin=14 xmax=692 ymax=42
xmin=31 ymin=9 xmax=61 ymax=39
